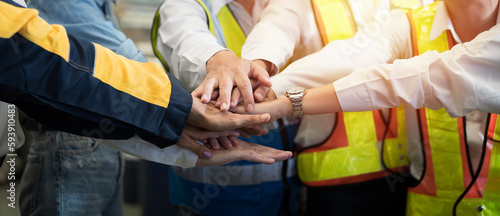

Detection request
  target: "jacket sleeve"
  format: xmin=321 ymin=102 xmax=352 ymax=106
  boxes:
xmin=0 ymin=0 xmax=192 ymax=148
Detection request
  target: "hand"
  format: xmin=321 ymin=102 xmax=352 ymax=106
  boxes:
xmin=196 ymin=139 xmax=293 ymax=166
xmin=177 ymin=125 xmax=240 ymax=159
xmin=188 ymin=95 xmax=271 ymax=132
xmin=231 ymin=95 xmax=293 ymax=123
xmin=228 ymin=78 xmax=271 ymax=108
xmin=192 ymin=50 xmax=272 ymax=112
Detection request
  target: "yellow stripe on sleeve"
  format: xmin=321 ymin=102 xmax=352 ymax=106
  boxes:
xmin=0 ymin=1 xmax=70 ymax=62
xmin=93 ymin=43 xmax=172 ymax=109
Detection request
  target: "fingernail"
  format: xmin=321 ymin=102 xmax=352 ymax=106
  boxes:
xmin=221 ymin=103 xmax=228 ymax=111
xmin=247 ymin=103 xmax=254 ymax=112
xmin=255 ymin=93 xmax=262 ymax=100
xmin=202 ymin=150 xmax=212 ymax=159
xmin=201 ymin=94 xmax=208 ymax=102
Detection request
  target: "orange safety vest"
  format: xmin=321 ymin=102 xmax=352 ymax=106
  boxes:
xmin=406 ymin=2 xmax=500 ymax=215
xmin=296 ymin=0 xmax=423 ymax=187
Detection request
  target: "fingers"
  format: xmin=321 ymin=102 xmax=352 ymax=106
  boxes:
xmin=243 ymin=151 xmax=275 ymax=165
xmin=253 ymin=85 xmax=270 ymax=102
xmin=238 ymin=125 xmax=268 ymax=137
xmin=184 ymin=124 xmax=240 ymax=140
xmin=236 ymin=129 xmax=252 ymax=139
xmin=218 ymin=77 xmax=234 ymax=112
xmin=239 ymin=140 xmax=293 ymax=162
xmin=177 ymin=133 xmax=212 ymax=159
xmin=228 ymin=136 xmax=239 ymax=146
xmin=230 ymin=88 xmax=242 ymax=108
xmin=201 ymin=78 xmax=217 ymax=103
xmin=218 ymin=136 xmax=235 ymax=150
xmin=228 ymin=113 xmax=270 ymax=129
xmin=250 ymin=62 xmax=272 ymax=88
xmin=234 ymin=77 xmax=255 ymax=113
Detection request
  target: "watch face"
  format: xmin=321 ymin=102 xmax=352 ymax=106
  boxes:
xmin=287 ymin=87 xmax=305 ymax=94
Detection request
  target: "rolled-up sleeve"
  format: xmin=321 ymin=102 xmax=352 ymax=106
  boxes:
xmin=335 ymin=24 xmax=500 ymax=117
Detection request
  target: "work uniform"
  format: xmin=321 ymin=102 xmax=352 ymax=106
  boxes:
xmin=250 ymin=0 xmax=420 ymax=215
xmin=154 ymin=0 xmax=301 ymax=215
xmin=403 ymin=3 xmax=500 ymax=215
xmin=272 ymin=1 xmax=500 ymax=215
xmin=0 ymin=0 xmax=192 ymax=146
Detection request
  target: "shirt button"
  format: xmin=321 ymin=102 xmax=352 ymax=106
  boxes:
xmin=399 ymin=155 xmax=405 ymax=160
xmin=398 ymin=143 xmax=403 ymax=149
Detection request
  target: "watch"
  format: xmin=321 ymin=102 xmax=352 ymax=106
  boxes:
xmin=285 ymin=87 xmax=306 ymax=117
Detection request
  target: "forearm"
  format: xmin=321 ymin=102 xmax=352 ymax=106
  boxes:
xmin=0 ymin=1 xmax=192 ymax=147
xmin=157 ymin=0 xmax=227 ymax=91
xmin=271 ymin=9 xmax=412 ymax=97
xmin=241 ymin=0 xmax=304 ymax=70
xmin=335 ymin=24 xmax=500 ymax=117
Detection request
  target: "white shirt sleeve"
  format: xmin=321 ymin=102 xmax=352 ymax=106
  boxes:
xmin=270 ymin=9 xmax=412 ymax=96
xmin=241 ymin=0 xmax=306 ymax=69
xmin=156 ymin=0 xmax=228 ymax=91
xmin=335 ymin=24 xmax=500 ymax=118
xmin=100 ymin=135 xmax=198 ymax=168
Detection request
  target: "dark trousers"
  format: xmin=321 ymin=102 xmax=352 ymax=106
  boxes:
xmin=306 ymin=176 xmax=410 ymax=216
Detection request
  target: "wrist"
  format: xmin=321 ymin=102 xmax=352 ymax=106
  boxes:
xmin=277 ymin=95 xmax=294 ymax=118
xmin=253 ymin=59 xmax=278 ymax=76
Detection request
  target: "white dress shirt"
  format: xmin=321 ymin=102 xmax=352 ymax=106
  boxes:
xmin=274 ymin=1 xmax=500 ymax=178
xmin=156 ymin=0 xmax=270 ymax=91
xmin=269 ymin=0 xmax=396 ymax=146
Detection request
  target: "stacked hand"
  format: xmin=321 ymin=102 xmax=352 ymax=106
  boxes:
xmin=191 ymin=50 xmax=274 ymax=112
xmin=180 ymin=53 xmax=293 ymax=167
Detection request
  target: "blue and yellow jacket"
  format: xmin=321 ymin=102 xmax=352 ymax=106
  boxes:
xmin=0 ymin=0 xmax=192 ymax=148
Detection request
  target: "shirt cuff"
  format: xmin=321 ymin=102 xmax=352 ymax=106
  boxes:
xmin=333 ymin=75 xmax=374 ymax=112
xmin=100 ymin=134 xmax=198 ymax=168
xmin=270 ymin=74 xmax=294 ymax=97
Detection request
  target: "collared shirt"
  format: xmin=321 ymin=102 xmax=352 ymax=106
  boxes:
xmin=156 ymin=0 xmax=269 ymax=91
xmin=273 ymin=1 xmax=500 ymax=178
xmin=334 ymin=2 xmax=500 ymax=177
xmin=269 ymin=0 xmax=397 ymax=146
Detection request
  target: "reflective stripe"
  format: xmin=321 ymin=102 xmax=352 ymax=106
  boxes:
xmin=217 ymin=5 xmax=245 ymax=57
xmin=311 ymin=0 xmax=356 ymax=45
xmin=298 ymin=0 xmax=415 ymax=187
xmin=151 ymin=6 xmax=170 ymax=71
xmin=407 ymin=3 xmax=500 ymax=215
xmin=172 ymin=159 xmax=296 ymax=186
xmin=391 ymin=0 xmax=422 ymax=11
xmin=484 ymin=115 xmax=500 ymax=213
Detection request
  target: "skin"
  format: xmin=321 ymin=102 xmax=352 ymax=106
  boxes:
xmin=192 ymin=50 xmax=272 ymax=112
xmin=232 ymin=0 xmax=499 ymax=120
xmin=192 ymin=0 xmax=278 ymax=113
xmin=196 ymin=139 xmax=293 ymax=166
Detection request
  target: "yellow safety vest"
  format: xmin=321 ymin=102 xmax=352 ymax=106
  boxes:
xmin=406 ymin=2 xmax=500 ymax=215
xmin=297 ymin=0 xmax=422 ymax=187
xmin=151 ymin=0 xmax=246 ymax=71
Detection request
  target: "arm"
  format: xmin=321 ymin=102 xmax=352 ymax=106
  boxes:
xmin=244 ymin=24 xmax=500 ymax=119
xmin=241 ymin=0 xmax=308 ymax=73
xmin=156 ymin=0 xmax=227 ymax=91
xmin=0 ymin=1 xmax=271 ymax=148
xmin=157 ymin=0 xmax=271 ymax=112
xmin=269 ymin=9 xmax=413 ymax=96
xmin=335 ymin=24 xmax=500 ymax=117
